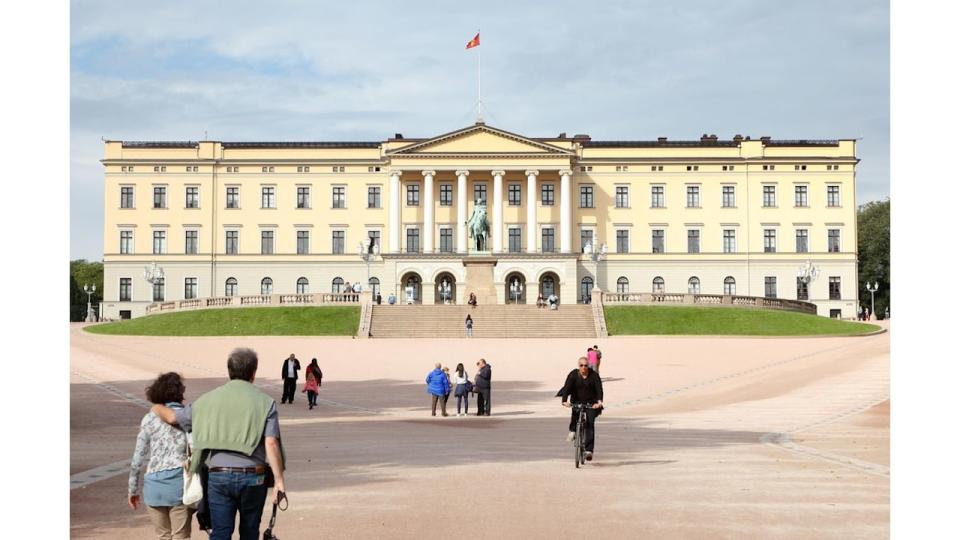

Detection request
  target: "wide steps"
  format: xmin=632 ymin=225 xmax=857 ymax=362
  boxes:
xmin=369 ymin=304 xmax=597 ymax=338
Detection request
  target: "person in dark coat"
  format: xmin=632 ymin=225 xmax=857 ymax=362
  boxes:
xmin=556 ymin=356 xmax=604 ymax=461
xmin=280 ymin=353 xmax=301 ymax=404
xmin=475 ymin=359 xmax=492 ymax=416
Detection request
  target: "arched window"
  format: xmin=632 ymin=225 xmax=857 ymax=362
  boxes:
xmin=332 ymin=277 xmax=344 ymax=294
xmin=368 ymin=277 xmax=380 ymax=297
xmin=652 ymin=276 xmax=665 ymax=294
xmin=617 ymin=277 xmax=629 ymax=294
xmin=296 ymin=277 xmax=309 ymax=295
xmin=688 ymin=276 xmax=700 ymax=294
xmin=724 ymin=276 xmax=736 ymax=295
xmin=260 ymin=277 xmax=273 ymax=295
xmin=225 ymin=277 xmax=237 ymax=297
xmin=580 ymin=276 xmax=594 ymax=304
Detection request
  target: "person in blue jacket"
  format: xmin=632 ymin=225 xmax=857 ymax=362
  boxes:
xmin=426 ymin=362 xmax=451 ymax=417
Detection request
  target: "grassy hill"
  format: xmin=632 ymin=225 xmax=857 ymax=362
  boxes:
xmin=84 ymin=306 xmax=360 ymax=336
xmin=604 ymin=305 xmax=880 ymax=336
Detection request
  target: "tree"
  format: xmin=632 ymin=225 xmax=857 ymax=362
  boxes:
xmin=857 ymin=199 xmax=890 ymax=318
xmin=70 ymin=259 xmax=104 ymax=321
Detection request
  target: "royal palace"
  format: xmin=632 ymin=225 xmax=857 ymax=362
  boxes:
xmin=100 ymin=122 xmax=859 ymax=319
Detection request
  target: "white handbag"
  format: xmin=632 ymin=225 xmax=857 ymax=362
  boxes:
xmin=182 ymin=439 xmax=203 ymax=506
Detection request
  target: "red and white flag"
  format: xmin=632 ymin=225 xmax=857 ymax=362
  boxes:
xmin=465 ymin=33 xmax=480 ymax=49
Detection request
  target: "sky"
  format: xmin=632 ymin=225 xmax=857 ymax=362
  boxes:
xmin=70 ymin=0 xmax=890 ymax=261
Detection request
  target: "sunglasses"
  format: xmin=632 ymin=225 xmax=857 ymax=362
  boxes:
xmin=578 ymin=363 xmax=588 ymax=367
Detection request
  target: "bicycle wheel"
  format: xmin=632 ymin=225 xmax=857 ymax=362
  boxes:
xmin=574 ymin=420 xmax=581 ymax=468
xmin=578 ymin=418 xmax=587 ymax=465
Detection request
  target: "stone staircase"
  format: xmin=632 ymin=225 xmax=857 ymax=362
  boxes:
xmin=368 ymin=304 xmax=598 ymax=338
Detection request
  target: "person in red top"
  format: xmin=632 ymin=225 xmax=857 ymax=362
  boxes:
xmin=302 ymin=358 xmax=322 ymax=410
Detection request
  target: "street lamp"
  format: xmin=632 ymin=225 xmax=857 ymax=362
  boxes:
xmin=358 ymin=239 xmax=380 ymax=287
xmin=437 ymin=279 xmax=451 ymax=304
xmin=83 ymin=284 xmax=97 ymax=322
xmin=510 ymin=278 xmax=523 ymax=304
xmin=866 ymin=281 xmax=879 ymax=319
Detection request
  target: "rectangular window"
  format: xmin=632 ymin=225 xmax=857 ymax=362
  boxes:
xmin=579 ymin=186 xmax=594 ymax=208
xmin=828 ymin=229 xmax=841 ymax=252
xmin=261 ymin=230 xmax=274 ymax=254
xmin=764 ymin=276 xmax=777 ymax=298
xmin=651 ymin=185 xmax=664 ymax=208
xmin=153 ymin=186 xmax=166 ymax=209
xmin=686 ymin=186 xmax=700 ymax=208
xmin=406 ymin=228 xmax=420 ymax=253
xmin=331 ymin=230 xmax=345 ymax=254
xmin=722 ymin=185 xmax=736 ymax=208
xmin=119 ymin=278 xmax=132 ymax=301
xmin=226 ymin=187 xmax=239 ymax=208
xmin=120 ymin=230 xmax=133 ymax=254
xmin=580 ymin=229 xmax=594 ymax=252
xmin=541 ymin=184 xmax=555 ymax=205
xmin=541 ymin=228 xmax=555 ymax=253
xmin=184 ymin=230 xmax=198 ymax=254
xmin=297 ymin=187 xmax=311 ymax=209
xmin=508 ymin=228 xmax=521 ymax=252
xmin=225 ymin=231 xmax=239 ymax=255
xmin=652 ymin=229 xmax=665 ymax=253
xmin=796 ymin=277 xmax=809 ymax=300
xmin=367 ymin=231 xmax=381 ymax=252
xmin=687 ymin=230 xmax=700 ymax=253
xmin=764 ymin=229 xmax=777 ymax=252
xmin=723 ymin=229 xmax=736 ymax=253
xmin=827 ymin=185 xmax=841 ymax=207
xmin=616 ymin=229 xmax=629 ymax=253
xmin=440 ymin=184 xmax=453 ymax=206
xmin=407 ymin=184 xmax=420 ymax=206
xmin=332 ymin=186 xmax=346 ymax=208
xmin=829 ymin=276 xmax=842 ymax=300
xmin=368 ymin=186 xmax=381 ymax=208
xmin=152 ymin=278 xmax=164 ymax=302
xmin=152 ymin=230 xmax=166 ymax=254
xmin=615 ymin=186 xmax=629 ymax=208
xmin=439 ymin=228 xmax=453 ymax=253
xmin=795 ymin=185 xmax=808 ymax=207
xmin=121 ymin=186 xmax=134 ymax=208
xmin=261 ymin=187 xmax=275 ymax=209
xmin=473 ymin=183 xmax=487 ymax=204
xmin=508 ymin=184 xmax=521 ymax=206
xmin=185 ymin=186 xmax=199 ymax=208
xmin=184 ymin=278 xmax=197 ymax=300
xmin=796 ymin=229 xmax=809 ymax=253
xmin=297 ymin=230 xmax=309 ymax=255
xmin=763 ymin=185 xmax=776 ymax=207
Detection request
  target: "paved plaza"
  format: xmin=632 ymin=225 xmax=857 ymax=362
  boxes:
xmin=70 ymin=323 xmax=889 ymax=539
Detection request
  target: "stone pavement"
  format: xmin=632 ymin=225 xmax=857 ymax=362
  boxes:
xmin=70 ymin=323 xmax=889 ymax=539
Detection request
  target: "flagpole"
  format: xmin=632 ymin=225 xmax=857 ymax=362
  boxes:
xmin=476 ymin=28 xmax=481 ymax=122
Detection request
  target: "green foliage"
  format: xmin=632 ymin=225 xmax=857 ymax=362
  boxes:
xmin=70 ymin=259 xmax=104 ymax=321
xmin=84 ymin=306 xmax=360 ymax=336
xmin=857 ymin=199 xmax=890 ymax=318
xmin=604 ymin=305 xmax=880 ymax=336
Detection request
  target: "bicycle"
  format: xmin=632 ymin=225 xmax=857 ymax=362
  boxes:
xmin=570 ymin=403 xmax=595 ymax=468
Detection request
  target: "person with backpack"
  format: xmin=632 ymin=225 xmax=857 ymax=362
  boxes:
xmin=453 ymin=363 xmax=472 ymax=416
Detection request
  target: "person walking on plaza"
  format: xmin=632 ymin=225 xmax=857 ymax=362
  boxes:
xmin=128 ymin=372 xmax=195 ymax=540
xmin=280 ymin=353 xmax=301 ymax=404
xmin=426 ymin=362 xmax=451 ymax=416
xmin=592 ymin=344 xmax=603 ymax=375
xmin=151 ymin=348 xmax=287 ymax=540
xmin=465 ymin=314 xmax=474 ymax=338
xmin=475 ymin=358 xmax=492 ymax=416
xmin=557 ymin=356 xmax=604 ymax=462
xmin=453 ymin=363 xmax=471 ymax=416
xmin=303 ymin=358 xmax=322 ymax=410
xmin=586 ymin=347 xmax=599 ymax=373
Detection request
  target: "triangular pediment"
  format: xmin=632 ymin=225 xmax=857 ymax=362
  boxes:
xmin=388 ymin=123 xmax=574 ymax=156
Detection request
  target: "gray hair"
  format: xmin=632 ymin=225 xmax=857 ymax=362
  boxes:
xmin=435 ymin=362 xmax=442 ymax=369
xmin=227 ymin=348 xmax=259 ymax=381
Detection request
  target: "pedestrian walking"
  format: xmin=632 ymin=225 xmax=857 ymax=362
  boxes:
xmin=475 ymin=358 xmax=492 ymax=416
xmin=592 ymin=344 xmax=603 ymax=375
xmin=426 ymin=362 xmax=451 ymax=416
xmin=586 ymin=347 xmax=599 ymax=373
xmin=280 ymin=353 xmax=301 ymax=404
xmin=303 ymin=358 xmax=322 ymax=410
xmin=453 ymin=363 xmax=471 ymax=416
xmin=465 ymin=314 xmax=474 ymax=337
xmin=129 ymin=372 xmax=196 ymax=540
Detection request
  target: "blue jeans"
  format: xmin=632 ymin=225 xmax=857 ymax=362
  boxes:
xmin=206 ymin=470 xmax=268 ymax=540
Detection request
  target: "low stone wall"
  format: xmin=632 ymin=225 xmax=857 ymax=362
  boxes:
xmin=144 ymin=292 xmax=361 ymax=315
xmin=601 ymin=292 xmax=818 ymax=316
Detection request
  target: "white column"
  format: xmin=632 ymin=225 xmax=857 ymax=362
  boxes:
xmin=456 ymin=170 xmax=469 ymax=253
xmin=422 ymin=170 xmax=435 ymax=253
xmin=525 ymin=170 xmax=539 ymax=253
xmin=492 ymin=170 xmax=505 ymax=253
xmin=388 ymin=170 xmax=402 ymax=253
xmin=559 ymin=169 xmax=572 ymax=254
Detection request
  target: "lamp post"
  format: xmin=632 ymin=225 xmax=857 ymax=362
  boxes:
xmin=510 ymin=278 xmax=523 ymax=304
xmin=866 ymin=281 xmax=879 ymax=320
xmin=358 ymin=239 xmax=380 ymax=288
xmin=438 ymin=279 xmax=451 ymax=304
xmin=83 ymin=284 xmax=97 ymax=322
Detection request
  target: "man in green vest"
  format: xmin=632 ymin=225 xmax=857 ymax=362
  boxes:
xmin=152 ymin=347 xmax=286 ymax=540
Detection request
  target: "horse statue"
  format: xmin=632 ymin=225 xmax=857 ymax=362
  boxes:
xmin=465 ymin=199 xmax=489 ymax=252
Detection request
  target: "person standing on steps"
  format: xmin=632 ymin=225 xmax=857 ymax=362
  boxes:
xmin=280 ymin=354 xmax=300 ymax=405
xmin=426 ymin=362 xmax=451 ymax=417
xmin=465 ymin=314 xmax=474 ymax=338
xmin=475 ymin=358 xmax=492 ymax=416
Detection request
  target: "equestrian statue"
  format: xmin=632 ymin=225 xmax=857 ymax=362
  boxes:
xmin=465 ymin=199 xmax=489 ymax=252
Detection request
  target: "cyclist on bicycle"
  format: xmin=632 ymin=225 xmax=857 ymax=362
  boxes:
xmin=556 ymin=356 xmax=604 ymax=461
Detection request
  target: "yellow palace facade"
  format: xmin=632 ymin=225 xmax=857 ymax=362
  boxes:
xmin=100 ymin=122 xmax=859 ymax=319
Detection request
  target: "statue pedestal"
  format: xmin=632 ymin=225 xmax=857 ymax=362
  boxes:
xmin=462 ymin=256 xmax=499 ymax=305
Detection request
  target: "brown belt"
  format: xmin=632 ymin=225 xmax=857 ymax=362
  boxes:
xmin=208 ymin=465 xmax=266 ymax=474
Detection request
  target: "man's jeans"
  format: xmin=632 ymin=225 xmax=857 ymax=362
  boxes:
xmin=207 ymin=470 xmax=268 ymax=540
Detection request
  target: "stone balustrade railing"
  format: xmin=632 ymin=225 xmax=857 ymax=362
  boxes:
xmin=145 ymin=292 xmax=361 ymax=315
xmin=601 ymin=291 xmax=818 ymax=315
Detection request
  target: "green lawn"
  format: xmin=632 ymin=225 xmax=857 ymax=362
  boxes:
xmin=604 ymin=305 xmax=880 ymax=336
xmin=84 ymin=306 xmax=360 ymax=336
